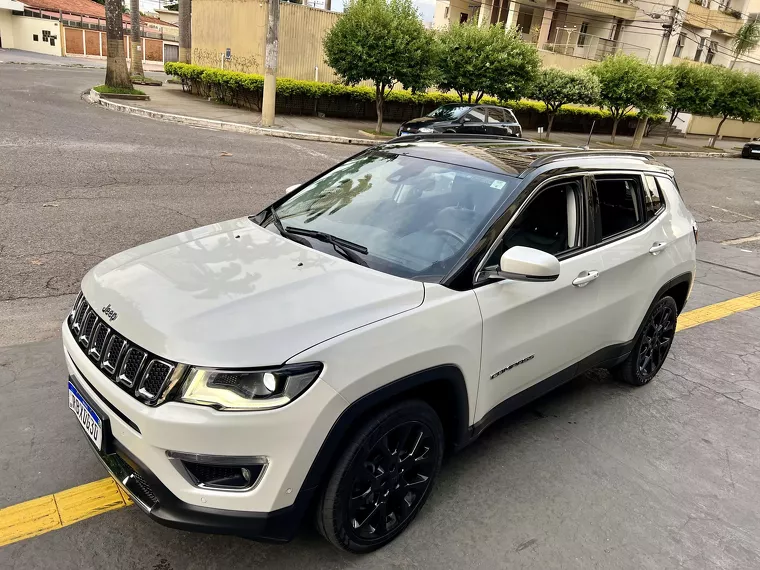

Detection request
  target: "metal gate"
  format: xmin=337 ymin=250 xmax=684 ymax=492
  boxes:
xmin=163 ymin=43 xmax=179 ymax=63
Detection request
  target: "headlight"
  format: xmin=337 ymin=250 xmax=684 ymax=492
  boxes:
xmin=418 ymin=127 xmax=435 ymax=133
xmin=176 ymin=363 xmax=323 ymax=411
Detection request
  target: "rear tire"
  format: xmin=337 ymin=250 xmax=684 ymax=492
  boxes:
xmin=315 ymin=400 xmax=444 ymax=553
xmin=614 ymin=296 xmax=678 ymax=386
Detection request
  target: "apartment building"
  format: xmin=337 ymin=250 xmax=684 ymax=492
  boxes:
xmin=433 ymin=0 xmax=760 ymax=72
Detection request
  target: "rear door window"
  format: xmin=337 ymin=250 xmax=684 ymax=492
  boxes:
xmin=463 ymin=107 xmax=486 ymax=123
xmin=594 ymin=175 xmax=644 ymax=240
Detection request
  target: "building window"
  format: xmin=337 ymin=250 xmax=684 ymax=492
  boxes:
xmin=706 ymin=41 xmax=718 ymax=64
xmin=695 ymin=37 xmax=706 ymax=62
xmin=578 ymin=22 xmax=589 ymax=46
xmin=33 ymin=34 xmax=39 ymax=41
xmin=674 ymin=32 xmax=686 ymax=57
xmin=42 ymin=30 xmax=50 ymax=42
xmin=515 ymin=8 xmax=534 ymax=33
xmin=459 ymin=12 xmax=468 ymax=23
xmin=444 ymin=6 xmax=449 ymax=18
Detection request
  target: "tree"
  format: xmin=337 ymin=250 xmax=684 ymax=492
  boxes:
xmin=707 ymin=68 xmax=760 ymax=142
xmin=104 ymin=0 xmax=132 ymax=89
xmin=660 ymin=63 xmax=719 ymax=145
xmin=437 ymin=23 xmax=540 ymax=104
xmin=629 ymin=64 xmax=673 ymax=149
xmin=529 ymin=68 xmax=600 ymax=139
xmin=591 ymin=54 xmax=662 ymax=144
xmin=179 ymin=0 xmax=191 ymax=64
xmin=731 ymin=19 xmax=760 ymax=70
xmin=129 ymin=0 xmax=144 ymax=77
xmin=323 ymin=0 xmax=436 ymax=134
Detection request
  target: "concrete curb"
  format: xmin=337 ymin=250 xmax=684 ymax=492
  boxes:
xmin=85 ymin=91 xmax=742 ymax=156
xmin=86 ymin=90 xmax=376 ymax=146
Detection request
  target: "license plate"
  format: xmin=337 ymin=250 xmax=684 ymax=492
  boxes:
xmin=69 ymin=381 xmax=103 ymax=450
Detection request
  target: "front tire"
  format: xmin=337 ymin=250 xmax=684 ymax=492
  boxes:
xmin=315 ymin=400 xmax=444 ymax=553
xmin=614 ymin=296 xmax=678 ymax=386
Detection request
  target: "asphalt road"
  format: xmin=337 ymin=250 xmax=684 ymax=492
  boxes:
xmin=2 ymin=63 xmax=760 ymax=570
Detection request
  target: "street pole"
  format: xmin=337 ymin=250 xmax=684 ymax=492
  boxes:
xmin=655 ymin=6 xmax=678 ymax=66
xmin=262 ymin=0 xmax=280 ymax=127
xmin=179 ymin=0 xmax=192 ymax=64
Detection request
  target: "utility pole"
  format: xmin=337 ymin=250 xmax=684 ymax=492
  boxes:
xmin=655 ymin=6 xmax=678 ymax=66
xmin=262 ymin=0 xmax=280 ymax=127
xmin=179 ymin=0 xmax=191 ymax=64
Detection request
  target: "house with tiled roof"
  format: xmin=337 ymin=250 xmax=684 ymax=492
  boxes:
xmin=0 ymin=0 xmax=178 ymax=63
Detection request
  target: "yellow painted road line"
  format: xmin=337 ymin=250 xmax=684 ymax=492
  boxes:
xmin=0 ymin=478 xmax=127 ymax=548
xmin=2 ymin=292 xmax=760 ymax=549
xmin=677 ymin=291 xmax=760 ymax=332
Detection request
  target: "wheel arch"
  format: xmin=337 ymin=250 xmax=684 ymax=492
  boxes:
xmin=299 ymin=365 xmax=470 ymax=494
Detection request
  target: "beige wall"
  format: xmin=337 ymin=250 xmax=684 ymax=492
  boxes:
xmin=12 ymin=16 xmax=61 ymax=56
xmin=0 ymin=9 xmax=14 ymax=48
xmin=688 ymin=115 xmax=760 ymax=139
xmin=538 ymin=49 xmax=590 ymax=70
xmin=192 ymin=0 xmax=345 ymax=82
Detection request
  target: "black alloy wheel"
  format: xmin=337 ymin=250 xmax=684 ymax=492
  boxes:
xmin=316 ymin=400 xmax=444 ymax=553
xmin=614 ymin=295 xmax=678 ymax=386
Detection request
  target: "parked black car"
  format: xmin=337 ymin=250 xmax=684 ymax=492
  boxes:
xmin=397 ymin=104 xmax=523 ymax=138
xmin=741 ymin=138 xmax=760 ymax=159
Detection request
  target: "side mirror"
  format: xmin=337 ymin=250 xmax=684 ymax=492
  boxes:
xmin=285 ymin=184 xmax=300 ymax=195
xmin=483 ymin=246 xmax=560 ymax=282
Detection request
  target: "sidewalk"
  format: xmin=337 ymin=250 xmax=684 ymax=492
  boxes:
xmin=0 ymin=48 xmax=166 ymax=72
xmin=105 ymin=82 xmax=743 ymax=153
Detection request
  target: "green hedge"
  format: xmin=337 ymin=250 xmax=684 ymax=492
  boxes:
xmin=164 ymin=62 xmax=660 ymax=122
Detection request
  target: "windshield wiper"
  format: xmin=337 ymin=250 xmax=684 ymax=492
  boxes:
xmin=266 ymin=206 xmax=313 ymax=248
xmin=285 ymin=226 xmax=369 ymax=267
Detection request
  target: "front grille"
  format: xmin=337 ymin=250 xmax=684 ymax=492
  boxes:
xmin=67 ymin=293 xmax=179 ymax=406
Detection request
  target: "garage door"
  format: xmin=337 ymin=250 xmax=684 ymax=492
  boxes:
xmin=163 ymin=43 xmax=179 ymax=62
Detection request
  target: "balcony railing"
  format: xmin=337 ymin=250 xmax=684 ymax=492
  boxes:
xmin=569 ymin=0 xmax=637 ymax=20
xmin=685 ymin=2 xmax=743 ymax=35
xmin=542 ymin=30 xmax=650 ymax=62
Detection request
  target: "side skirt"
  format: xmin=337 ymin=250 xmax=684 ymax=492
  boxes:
xmin=467 ymin=341 xmax=633 ymax=443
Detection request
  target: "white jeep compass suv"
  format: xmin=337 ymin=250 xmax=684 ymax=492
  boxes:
xmin=64 ymin=138 xmax=697 ymax=553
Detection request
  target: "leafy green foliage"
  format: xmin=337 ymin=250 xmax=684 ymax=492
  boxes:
xmin=707 ymin=68 xmax=760 ymax=137
xmin=163 ymin=63 xmax=660 ymax=124
xmin=322 ymin=0 xmax=436 ymax=132
xmin=437 ymin=23 xmax=540 ymax=103
xmin=529 ymin=68 xmax=600 ymax=136
xmin=664 ymin=63 xmax=719 ymax=117
xmin=732 ymin=20 xmax=760 ymax=68
xmin=590 ymin=54 xmax=671 ymax=142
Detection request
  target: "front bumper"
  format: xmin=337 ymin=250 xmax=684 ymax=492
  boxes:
xmin=62 ymin=322 xmax=347 ymax=539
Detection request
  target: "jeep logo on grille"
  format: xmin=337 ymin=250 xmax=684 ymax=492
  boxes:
xmin=102 ymin=304 xmax=118 ymax=322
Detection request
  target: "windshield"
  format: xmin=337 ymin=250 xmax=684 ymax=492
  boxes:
xmin=426 ymin=105 xmax=471 ymax=121
xmin=270 ymin=152 xmax=519 ymax=281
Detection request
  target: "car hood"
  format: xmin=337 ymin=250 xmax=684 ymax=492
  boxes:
xmin=401 ymin=117 xmax=450 ymax=129
xmin=81 ymin=218 xmax=424 ymax=367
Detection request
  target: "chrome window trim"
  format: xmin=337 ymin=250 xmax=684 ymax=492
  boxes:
xmin=117 ymin=347 xmax=147 ymax=388
xmin=137 ymin=359 xmax=177 ymax=403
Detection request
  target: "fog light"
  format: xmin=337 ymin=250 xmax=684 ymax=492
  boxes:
xmin=166 ymin=451 xmax=268 ymax=490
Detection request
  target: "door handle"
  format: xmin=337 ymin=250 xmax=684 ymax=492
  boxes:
xmin=572 ymin=270 xmax=599 ymax=287
xmin=649 ymin=242 xmax=669 ymax=255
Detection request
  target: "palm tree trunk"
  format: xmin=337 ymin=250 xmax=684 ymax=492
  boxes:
xmin=129 ymin=0 xmax=143 ymax=77
xmin=105 ymin=0 xmax=132 ymax=89
xmin=730 ymin=53 xmax=739 ymax=69
xmin=179 ymin=0 xmax=192 ymax=64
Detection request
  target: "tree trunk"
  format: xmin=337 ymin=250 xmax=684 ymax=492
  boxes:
xmin=375 ymin=83 xmax=384 ymax=134
xmin=663 ymin=110 xmax=679 ymax=146
xmin=179 ymin=0 xmax=191 ymax=64
xmin=714 ymin=116 xmax=728 ymax=141
xmin=261 ymin=0 xmax=279 ymax=127
xmin=547 ymin=113 xmax=555 ymax=139
xmin=631 ymin=117 xmax=648 ymax=150
xmin=730 ymin=53 xmax=739 ymax=70
xmin=611 ymin=116 xmax=619 ymax=145
xmin=129 ymin=0 xmax=143 ymax=77
xmin=105 ymin=0 xmax=132 ymax=89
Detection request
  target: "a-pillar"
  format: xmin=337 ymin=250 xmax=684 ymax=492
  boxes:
xmin=478 ymin=0 xmax=494 ymax=27
xmin=537 ymin=0 xmax=556 ymax=47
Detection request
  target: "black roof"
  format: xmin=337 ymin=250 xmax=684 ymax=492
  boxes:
xmin=379 ymin=135 xmax=670 ymax=178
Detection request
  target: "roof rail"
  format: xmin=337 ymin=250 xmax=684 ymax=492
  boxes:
xmin=385 ymin=133 xmax=537 ymax=145
xmin=528 ymin=150 xmax=655 ymax=168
